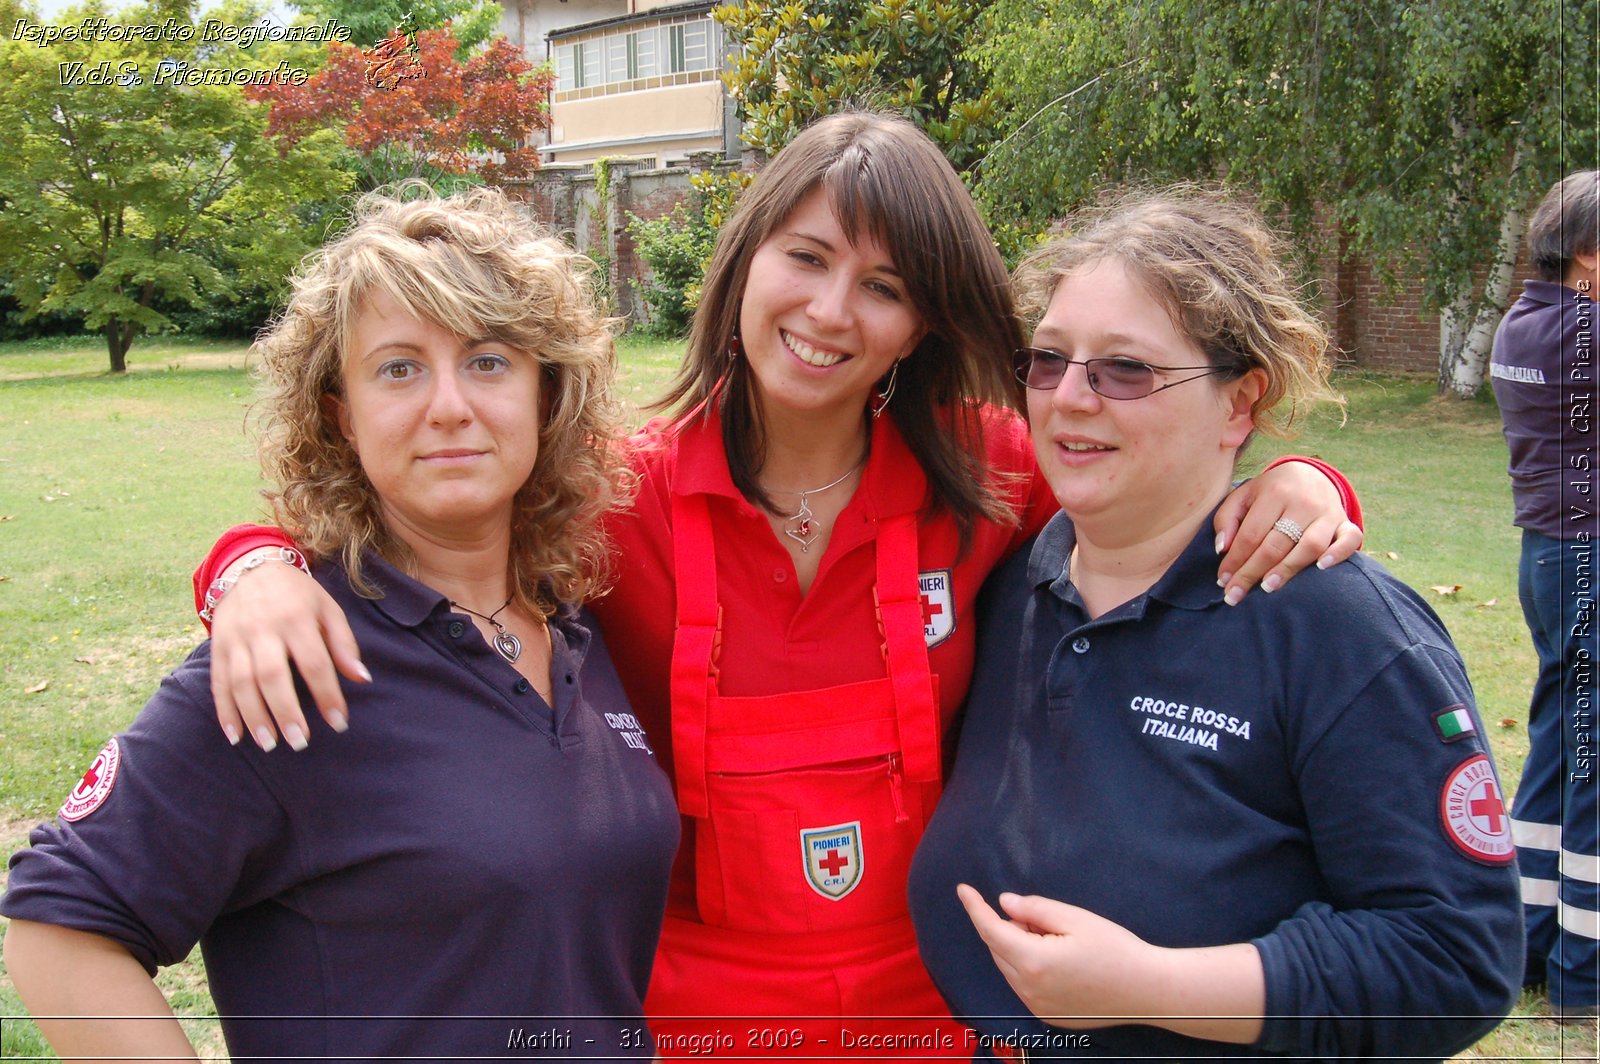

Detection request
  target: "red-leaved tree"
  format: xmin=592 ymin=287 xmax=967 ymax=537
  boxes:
xmin=249 ymin=26 xmax=553 ymax=185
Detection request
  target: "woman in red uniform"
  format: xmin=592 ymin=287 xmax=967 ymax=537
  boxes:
xmin=192 ymin=113 xmax=1363 ymax=1056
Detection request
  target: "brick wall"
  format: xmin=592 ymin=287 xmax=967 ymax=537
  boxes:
xmin=1313 ymin=226 xmax=1534 ymax=380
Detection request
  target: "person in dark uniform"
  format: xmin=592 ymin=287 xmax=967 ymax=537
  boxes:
xmin=909 ymin=190 xmax=1524 ymax=1060
xmin=2 ymin=188 xmax=680 ymax=1061
xmin=1491 ymin=169 xmax=1600 ymax=1020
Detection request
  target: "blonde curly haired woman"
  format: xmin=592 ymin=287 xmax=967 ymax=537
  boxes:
xmin=3 ymin=188 xmax=679 ymax=1060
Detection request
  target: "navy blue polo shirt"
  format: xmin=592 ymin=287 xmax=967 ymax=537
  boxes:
xmin=4 ymin=554 xmax=679 ymax=1060
xmin=1490 ymin=279 xmax=1597 ymax=537
xmin=908 ymin=511 xmax=1524 ymax=1061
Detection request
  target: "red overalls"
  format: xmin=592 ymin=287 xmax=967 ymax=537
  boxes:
xmin=645 ymin=487 xmax=969 ymax=1060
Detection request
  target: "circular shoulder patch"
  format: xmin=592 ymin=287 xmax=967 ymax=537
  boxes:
xmin=1439 ymin=753 xmax=1515 ymax=865
xmin=60 ymin=737 xmax=120 ymax=823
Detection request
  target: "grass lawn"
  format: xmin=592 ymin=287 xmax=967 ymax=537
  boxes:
xmin=0 ymin=336 xmax=1594 ymax=1059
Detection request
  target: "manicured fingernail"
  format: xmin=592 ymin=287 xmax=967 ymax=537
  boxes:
xmin=223 ymin=724 xmax=241 ymax=746
xmin=1224 ymin=585 xmax=1245 ymax=607
xmin=253 ymin=726 xmax=277 ymax=752
xmin=1262 ymin=573 xmax=1282 ymax=593
xmin=1217 ymin=572 xmax=1233 ymax=589
xmin=1215 ymin=532 xmax=1227 ymax=554
xmin=1317 ymin=554 xmax=1335 ymax=570
xmin=328 ymin=709 xmax=349 ymax=733
xmin=355 ymin=663 xmax=373 ymax=683
xmin=284 ymin=724 xmax=308 ymax=752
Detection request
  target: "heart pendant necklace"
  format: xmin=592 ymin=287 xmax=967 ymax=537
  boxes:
xmin=450 ymin=595 xmax=522 ymax=663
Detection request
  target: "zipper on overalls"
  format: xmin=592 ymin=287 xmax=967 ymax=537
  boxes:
xmin=887 ymin=752 xmax=909 ymax=823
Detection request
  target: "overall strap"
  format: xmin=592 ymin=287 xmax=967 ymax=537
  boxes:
xmin=669 ymin=490 xmax=719 ymax=818
xmin=874 ymin=513 xmax=941 ymax=784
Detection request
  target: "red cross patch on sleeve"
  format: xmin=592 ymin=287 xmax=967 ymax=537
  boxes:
xmin=1439 ymin=753 xmax=1515 ymax=865
xmin=59 ymin=737 xmax=120 ymax=823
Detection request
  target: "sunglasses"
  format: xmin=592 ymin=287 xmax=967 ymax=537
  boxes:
xmin=1012 ymin=348 xmax=1229 ymax=401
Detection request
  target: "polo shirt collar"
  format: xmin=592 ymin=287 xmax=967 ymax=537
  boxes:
xmin=669 ymin=405 xmax=929 ymax=518
xmin=1027 ymin=504 xmax=1227 ymax=615
xmin=1520 ymin=279 xmax=1594 ymax=308
xmin=347 ymin=550 xmax=592 ymax=664
xmin=668 ymin=410 xmax=742 ymax=499
xmin=1519 ymin=280 xmax=1568 ymax=308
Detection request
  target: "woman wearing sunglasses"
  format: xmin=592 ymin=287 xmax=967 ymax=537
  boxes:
xmin=909 ymin=190 xmax=1523 ymax=1060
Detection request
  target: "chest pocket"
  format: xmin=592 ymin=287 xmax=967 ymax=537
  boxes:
xmin=669 ymin=493 xmax=943 ymax=932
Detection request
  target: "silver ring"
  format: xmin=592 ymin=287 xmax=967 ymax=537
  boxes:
xmin=1272 ymin=517 xmax=1305 ymax=544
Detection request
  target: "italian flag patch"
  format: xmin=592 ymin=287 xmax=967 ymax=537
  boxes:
xmin=1433 ymin=704 xmax=1476 ymax=743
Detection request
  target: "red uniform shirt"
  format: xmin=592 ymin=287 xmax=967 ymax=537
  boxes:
xmin=592 ymin=406 xmax=1056 ymax=921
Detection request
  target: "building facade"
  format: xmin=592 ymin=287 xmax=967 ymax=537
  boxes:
xmin=499 ymin=0 xmax=739 ymax=169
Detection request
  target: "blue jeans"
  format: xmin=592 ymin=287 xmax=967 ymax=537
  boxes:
xmin=1511 ymin=529 xmax=1600 ymax=1006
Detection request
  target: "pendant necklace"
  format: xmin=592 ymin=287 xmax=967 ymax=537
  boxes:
xmin=768 ymin=457 xmax=866 ymax=553
xmin=451 ymin=595 xmax=522 ymax=663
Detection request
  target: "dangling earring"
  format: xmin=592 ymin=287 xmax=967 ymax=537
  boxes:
xmin=870 ymin=359 xmax=901 ymax=419
xmin=728 ymin=331 xmax=742 ymax=361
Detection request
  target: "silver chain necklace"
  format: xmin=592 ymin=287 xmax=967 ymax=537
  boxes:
xmin=767 ymin=458 xmax=866 ymax=553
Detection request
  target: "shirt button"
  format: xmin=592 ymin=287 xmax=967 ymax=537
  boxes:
xmin=565 ymin=674 xmax=575 ymax=685
xmin=773 ymin=568 xmax=788 ymax=583
xmin=448 ymin=621 xmax=465 ymax=638
xmin=1072 ymin=637 xmax=1090 ymax=654
xmin=513 ymin=678 xmax=531 ymax=694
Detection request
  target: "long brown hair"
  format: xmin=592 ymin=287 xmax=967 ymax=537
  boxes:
xmin=656 ymin=111 xmax=1025 ymax=547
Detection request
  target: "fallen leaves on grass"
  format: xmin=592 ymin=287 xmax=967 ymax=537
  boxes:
xmin=74 ymin=656 xmax=95 ymax=665
xmin=1476 ymin=598 xmax=1498 ymax=609
xmin=1500 ymin=718 xmax=1519 ymax=729
xmin=25 ymin=679 xmax=49 ymax=694
xmin=1430 ymin=585 xmax=1463 ymax=597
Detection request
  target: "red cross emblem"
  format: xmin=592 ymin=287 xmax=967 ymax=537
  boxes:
xmin=801 ymin=821 xmax=863 ymax=900
xmin=1440 ymin=753 xmax=1515 ymax=865
xmin=61 ymin=738 xmax=120 ymax=822
xmin=74 ymin=762 xmax=101 ymax=795
xmin=1469 ymin=782 xmax=1506 ymax=833
xmin=918 ymin=569 xmax=954 ymax=648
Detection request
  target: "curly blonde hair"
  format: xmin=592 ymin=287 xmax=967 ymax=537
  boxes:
xmin=254 ymin=185 xmax=629 ymax=616
xmin=1015 ymin=188 xmax=1341 ymax=440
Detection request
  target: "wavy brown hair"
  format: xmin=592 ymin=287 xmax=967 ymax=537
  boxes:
xmin=254 ymin=185 xmax=628 ymax=616
xmin=1014 ymin=188 xmax=1341 ymax=442
xmin=656 ymin=111 xmax=1026 ymax=550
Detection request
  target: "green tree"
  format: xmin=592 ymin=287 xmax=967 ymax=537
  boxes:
xmin=292 ymin=0 xmax=502 ymax=51
xmin=977 ymin=0 xmax=1596 ymax=396
xmin=0 ymin=4 xmax=350 ymax=372
xmin=716 ymin=0 xmax=999 ymax=174
xmin=628 ymin=168 xmax=752 ymax=335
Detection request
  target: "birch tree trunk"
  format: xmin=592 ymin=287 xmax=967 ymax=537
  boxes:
xmin=1438 ymin=139 xmax=1528 ymax=398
